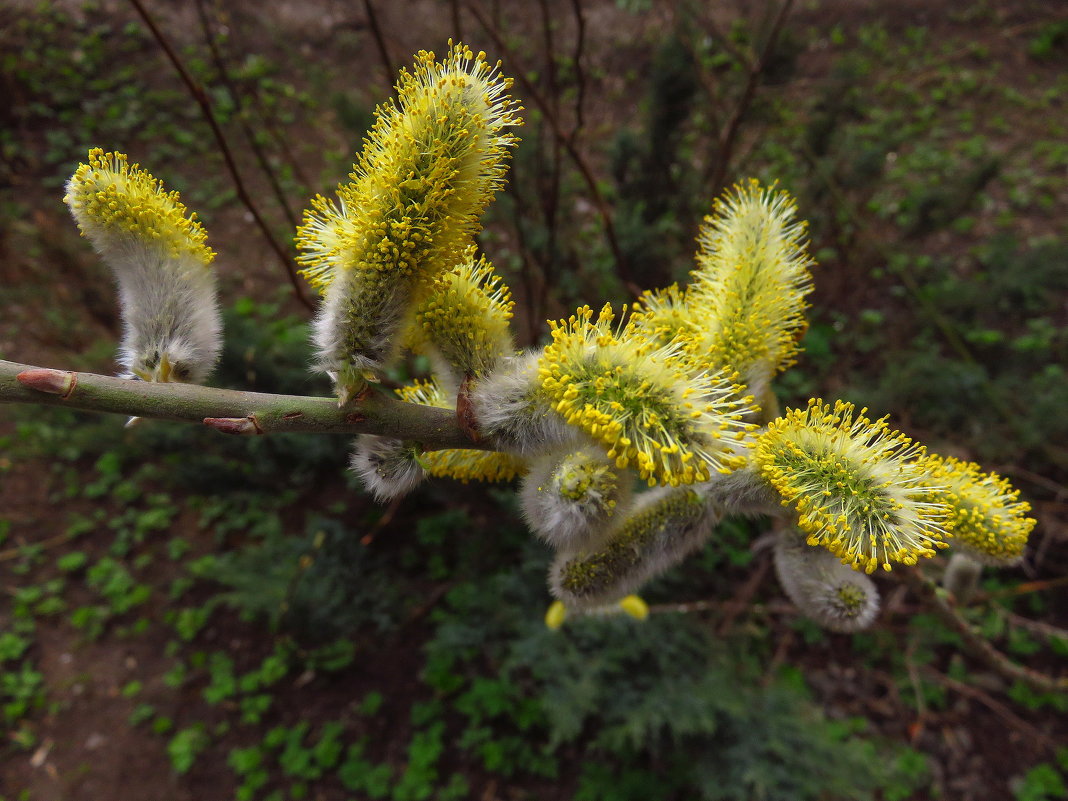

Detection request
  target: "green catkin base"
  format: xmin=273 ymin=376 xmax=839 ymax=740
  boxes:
xmin=552 ymin=488 xmax=716 ymax=608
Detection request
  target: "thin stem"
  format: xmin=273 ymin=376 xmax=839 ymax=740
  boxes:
xmin=569 ymin=0 xmax=587 ymax=137
xmin=708 ymin=0 xmax=794 ymax=197
xmin=194 ymin=0 xmax=300 ymax=231
xmin=901 ymin=568 xmax=1068 ymax=695
xmin=0 ymin=360 xmax=482 ymax=451
xmin=920 ymin=666 xmax=1059 ymax=751
xmin=363 ymin=0 xmax=396 ymax=96
xmin=466 ymin=1 xmax=637 ymax=295
xmin=126 ymin=0 xmax=314 ymax=312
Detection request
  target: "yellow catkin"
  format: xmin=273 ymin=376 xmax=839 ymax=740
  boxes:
xmin=683 ymin=179 xmax=813 ymax=389
xmin=295 ymin=42 xmax=520 ymax=291
xmin=754 ymin=398 xmax=949 ymax=573
xmin=64 ymin=148 xmax=215 ymax=265
xmin=296 ymin=43 xmax=521 ymax=392
xmin=921 ymin=454 xmax=1034 ymax=564
xmin=396 ymin=379 xmax=526 ymax=482
xmin=407 ymin=248 xmax=515 ymax=379
xmin=538 ymin=303 xmax=756 ymax=486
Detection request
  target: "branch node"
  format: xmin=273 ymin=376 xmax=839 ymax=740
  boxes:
xmin=204 ymin=415 xmax=264 ymax=436
xmin=17 ymin=369 xmax=77 ymax=399
xmin=456 ymin=374 xmax=482 ymax=442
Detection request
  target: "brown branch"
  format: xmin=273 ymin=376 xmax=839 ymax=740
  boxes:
xmin=569 ymin=0 xmax=587 ymax=137
xmin=450 ymin=0 xmax=465 ymax=41
xmin=362 ymin=0 xmax=396 ymax=96
xmin=921 ymin=666 xmax=1059 ymax=752
xmin=126 ymin=0 xmax=313 ymax=312
xmin=465 ymin=1 xmax=637 ymax=295
xmin=901 ymin=568 xmax=1068 ymax=695
xmin=0 ymin=532 xmax=75 ymax=563
xmin=798 ymin=139 xmax=1068 ymax=473
xmin=716 ymin=552 xmax=771 ymax=635
xmin=194 ymin=0 xmax=300 ymax=231
xmin=977 ymin=575 xmax=1068 ymax=601
xmin=708 ymin=0 xmax=794 ymax=197
xmin=995 ymin=608 xmax=1068 ymax=644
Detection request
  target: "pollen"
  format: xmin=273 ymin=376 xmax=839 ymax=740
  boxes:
xmin=754 ymin=398 xmax=949 ymax=573
xmin=685 ymin=179 xmax=814 ymax=391
xmin=64 ymin=149 xmax=215 ymax=265
xmin=396 ymin=379 xmax=527 ymax=482
xmin=297 ymin=43 xmax=521 ymax=390
xmin=921 ymin=454 xmax=1034 ymax=565
xmin=407 ymin=248 xmax=515 ymax=379
xmin=538 ymin=304 xmax=757 ymax=486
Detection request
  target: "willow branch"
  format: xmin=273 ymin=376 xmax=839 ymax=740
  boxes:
xmin=901 ymin=568 xmax=1068 ymax=695
xmin=708 ymin=0 xmax=794 ymax=197
xmin=0 ymin=360 xmax=481 ymax=450
xmin=465 ymin=1 xmax=635 ymax=294
xmin=194 ymin=0 xmax=300 ymax=231
xmin=126 ymin=0 xmax=314 ymax=312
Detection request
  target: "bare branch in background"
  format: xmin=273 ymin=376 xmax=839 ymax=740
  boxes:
xmin=449 ymin=0 xmax=464 ymax=40
xmin=569 ymin=0 xmax=587 ymax=137
xmin=707 ymin=0 xmax=795 ymax=198
xmin=466 ymin=0 xmax=638 ymax=295
xmin=126 ymin=0 xmax=314 ymax=311
xmin=901 ymin=568 xmax=1068 ymax=696
xmin=194 ymin=0 xmax=300 ymax=232
xmin=363 ymin=0 xmax=397 ymax=96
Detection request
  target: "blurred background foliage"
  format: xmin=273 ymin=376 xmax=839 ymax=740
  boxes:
xmin=1 ymin=1 xmax=1066 ymax=799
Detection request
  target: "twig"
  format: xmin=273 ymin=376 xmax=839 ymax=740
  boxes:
xmin=707 ymin=0 xmax=795 ymax=197
xmin=716 ymin=552 xmax=771 ymax=635
xmin=676 ymin=0 xmax=752 ymax=70
xmin=1009 ymin=466 xmax=1068 ymax=498
xmin=901 ymin=568 xmax=1068 ymax=695
xmin=800 ymin=141 xmax=1068 ymax=473
xmin=360 ymin=496 xmax=403 ymax=546
xmin=977 ymin=575 xmax=1068 ymax=602
xmin=362 ymin=0 xmax=396 ymax=96
xmin=535 ymin=0 xmax=562 ymax=324
xmin=0 ymin=532 xmax=74 ymax=563
xmin=194 ymin=0 xmax=300 ymax=231
xmin=449 ymin=0 xmax=464 ymax=41
xmin=568 ymin=0 xmax=587 ymax=137
xmin=903 ymin=639 xmax=929 ymax=740
xmin=648 ymin=597 xmax=794 ymax=616
xmin=0 ymin=360 xmax=483 ymax=451
xmin=125 ymin=0 xmax=313 ymax=312
xmin=537 ymin=0 xmax=559 ymax=113
xmin=500 ymin=155 xmax=543 ymax=343
xmin=920 ymin=666 xmax=1059 ymax=752
xmin=465 ymin=1 xmax=637 ymax=295
xmin=995 ymin=608 xmax=1068 ymax=644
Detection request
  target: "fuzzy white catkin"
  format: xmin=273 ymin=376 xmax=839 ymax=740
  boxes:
xmin=698 ymin=463 xmax=782 ymax=518
xmin=773 ymin=530 xmax=880 ymax=633
xmin=550 ymin=486 xmax=722 ymax=609
xmin=312 ymin=267 xmax=407 ymax=387
xmin=64 ymin=150 xmax=222 ymax=384
xmin=350 ymin=435 xmax=427 ymax=501
xmin=469 ymin=351 xmax=576 ymax=455
xmin=520 ymin=447 xmax=633 ymax=554
xmin=942 ymin=551 xmax=984 ymax=604
xmin=112 ymin=250 xmax=222 ymax=383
